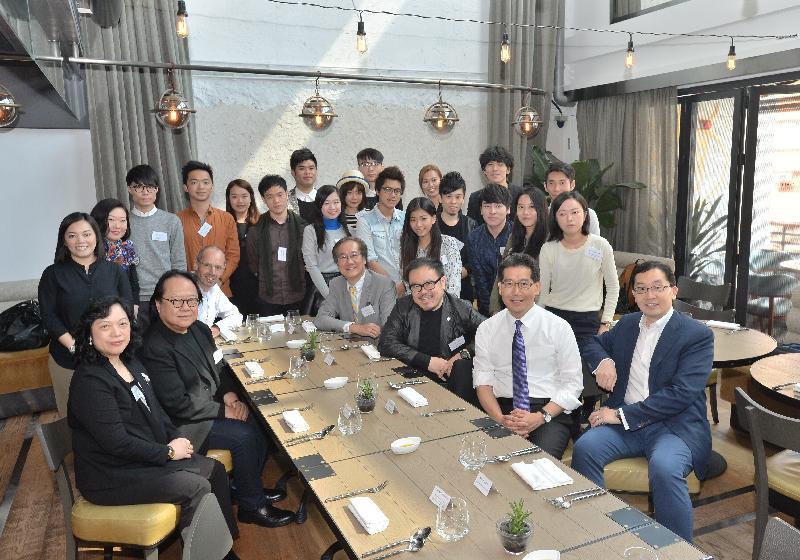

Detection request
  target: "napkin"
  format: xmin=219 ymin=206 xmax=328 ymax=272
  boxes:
xmin=397 ymin=387 xmax=428 ymax=408
xmin=282 ymin=410 xmax=310 ymax=433
xmin=706 ymin=320 xmax=740 ymax=331
xmin=793 ymin=383 xmax=800 ymax=394
xmin=270 ymin=323 xmax=286 ymax=334
xmin=361 ymin=344 xmax=381 ymax=361
xmin=218 ymin=328 xmax=237 ymax=342
xmin=260 ymin=314 xmax=284 ymax=323
xmin=244 ymin=361 xmax=264 ymax=378
xmin=348 ymin=496 xmax=389 ymax=535
xmin=302 ymin=321 xmax=317 ymax=333
xmin=511 ymin=458 xmax=573 ymax=490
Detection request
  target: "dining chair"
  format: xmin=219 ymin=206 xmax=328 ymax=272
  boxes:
xmin=37 ymin=417 xmax=179 ymax=560
xmin=750 ymin=249 xmax=793 ymax=274
xmin=734 ymin=388 xmax=800 ymax=560
xmin=181 ymin=494 xmax=233 ymax=560
xmin=758 ymin=517 xmax=800 ymax=560
xmin=746 ymin=273 xmax=800 ymax=337
xmin=676 ymin=276 xmax=731 ymax=309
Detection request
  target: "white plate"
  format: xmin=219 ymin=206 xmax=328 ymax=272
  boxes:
xmin=523 ymin=551 xmax=560 ymax=560
xmin=324 ymin=376 xmax=348 ymax=390
xmin=286 ymin=339 xmax=306 ymax=349
xmin=391 ymin=437 xmax=421 ymax=455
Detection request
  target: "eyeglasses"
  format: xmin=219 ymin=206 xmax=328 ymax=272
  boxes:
xmin=632 ymin=284 xmax=674 ymax=295
xmin=499 ymin=279 xmax=536 ymax=291
xmin=336 ymin=251 xmax=363 ymax=262
xmin=162 ymin=297 xmax=200 ymax=309
xmin=130 ymin=184 xmax=158 ymax=193
xmin=409 ymin=276 xmax=443 ymax=293
xmin=380 ymin=187 xmax=403 ymax=196
xmin=358 ymin=161 xmax=381 ymax=168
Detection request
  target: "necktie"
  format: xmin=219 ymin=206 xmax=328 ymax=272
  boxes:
xmin=512 ymin=319 xmax=530 ymax=411
xmin=349 ymin=285 xmax=358 ymax=317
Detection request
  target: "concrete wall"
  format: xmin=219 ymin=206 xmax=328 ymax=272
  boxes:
xmin=187 ymin=0 xmax=490 ymax=209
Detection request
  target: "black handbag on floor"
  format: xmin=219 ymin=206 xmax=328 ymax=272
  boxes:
xmin=0 ymin=299 xmax=50 ymax=351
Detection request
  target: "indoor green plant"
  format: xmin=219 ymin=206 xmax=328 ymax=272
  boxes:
xmin=355 ymin=375 xmax=377 ymax=413
xmin=496 ymin=499 xmax=533 ymax=555
xmin=301 ymin=330 xmax=318 ymax=361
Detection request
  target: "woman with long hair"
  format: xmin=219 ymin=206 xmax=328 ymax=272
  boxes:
xmin=38 ymin=212 xmax=133 ymax=416
xmin=302 ymin=185 xmax=350 ymax=310
xmin=336 ymin=170 xmax=368 ymax=235
xmin=400 ymin=197 xmax=462 ymax=296
xmin=418 ymin=164 xmax=442 ymax=208
xmin=68 ymin=296 xmax=238 ymax=558
xmin=225 ymin=179 xmax=260 ymax=315
xmin=90 ymin=198 xmax=140 ymax=303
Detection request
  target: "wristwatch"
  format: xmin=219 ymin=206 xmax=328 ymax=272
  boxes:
xmin=167 ymin=445 xmax=175 ymax=460
xmin=541 ymin=410 xmax=552 ymax=423
xmin=459 ymin=349 xmax=471 ymax=360
xmin=615 ymin=409 xmax=622 ymax=420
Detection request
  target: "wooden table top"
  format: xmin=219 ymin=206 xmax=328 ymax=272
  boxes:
xmin=750 ymin=353 xmax=800 ymax=401
xmin=710 ymin=326 xmax=777 ymax=367
xmin=562 ymin=530 xmax=708 ymax=559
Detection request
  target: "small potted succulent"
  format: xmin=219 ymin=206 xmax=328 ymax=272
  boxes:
xmin=496 ymin=499 xmax=533 ymax=555
xmin=301 ymin=331 xmax=318 ymax=361
xmin=355 ymin=376 xmax=377 ymax=413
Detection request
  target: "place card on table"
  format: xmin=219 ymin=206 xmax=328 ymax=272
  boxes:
xmin=384 ymin=399 xmax=398 ymax=414
xmin=324 ymin=353 xmax=336 ymax=366
xmin=302 ymin=321 xmax=317 ymax=333
xmin=287 ymin=323 xmax=296 ymax=334
xmin=429 ymin=485 xmax=451 ymax=509
xmin=341 ymin=404 xmax=354 ymax=419
xmin=474 ymin=472 xmax=493 ymax=496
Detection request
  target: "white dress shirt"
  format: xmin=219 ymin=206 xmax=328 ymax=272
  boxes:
xmin=295 ymin=187 xmax=317 ymax=202
xmin=198 ymin=283 xmax=243 ymax=332
xmin=131 ymin=206 xmax=158 ymax=217
xmin=473 ymin=305 xmax=583 ymax=412
xmin=625 ymin=307 xmax=674 ymax=402
xmin=342 ymin=272 xmax=367 ymax=333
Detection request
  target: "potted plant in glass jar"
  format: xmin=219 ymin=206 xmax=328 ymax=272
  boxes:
xmin=301 ymin=331 xmax=318 ymax=361
xmin=496 ymin=499 xmax=533 ymax=555
xmin=355 ymin=375 xmax=377 ymax=413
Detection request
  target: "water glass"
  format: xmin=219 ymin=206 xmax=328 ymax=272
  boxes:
xmin=623 ymin=547 xmax=659 ymax=560
xmin=288 ymin=355 xmax=308 ymax=379
xmin=459 ymin=433 xmax=488 ymax=471
xmin=337 ymin=403 xmax=362 ymax=436
xmin=256 ymin=322 xmax=271 ymax=343
xmin=286 ymin=309 xmax=301 ymax=330
xmin=318 ymin=331 xmax=333 ymax=353
xmin=436 ymin=497 xmax=469 ymax=542
xmin=245 ymin=314 xmax=259 ymax=335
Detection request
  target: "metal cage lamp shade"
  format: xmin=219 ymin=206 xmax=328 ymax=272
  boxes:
xmin=423 ymin=82 xmax=459 ymax=133
xmin=151 ymin=69 xmax=195 ymax=130
xmin=299 ymin=75 xmax=337 ymax=131
xmin=511 ymin=105 xmax=542 ymax=138
xmin=0 ymin=84 xmax=21 ymax=128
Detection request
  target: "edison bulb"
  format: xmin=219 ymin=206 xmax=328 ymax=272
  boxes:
xmin=357 ymin=34 xmax=368 ymax=54
xmin=625 ymin=49 xmax=634 ymax=69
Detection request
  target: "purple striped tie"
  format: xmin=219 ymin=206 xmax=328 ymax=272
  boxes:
xmin=512 ymin=319 xmax=530 ymax=411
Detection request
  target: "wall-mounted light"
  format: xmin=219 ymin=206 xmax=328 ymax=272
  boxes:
xmin=356 ymin=12 xmax=368 ymax=55
xmin=727 ymin=37 xmax=736 ymax=71
xmin=0 ymin=84 xmax=21 ymax=128
xmin=176 ymin=1 xmax=189 ymax=38
xmin=151 ymin=68 xmax=195 ymax=129
xmin=500 ymin=30 xmax=511 ymax=64
xmin=625 ymin=33 xmax=635 ymax=69
xmin=423 ymin=82 xmax=459 ymax=133
xmin=299 ymin=74 xmax=337 ymax=131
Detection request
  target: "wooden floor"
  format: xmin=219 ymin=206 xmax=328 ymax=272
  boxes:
xmin=0 ymin=370 xmax=784 ymax=559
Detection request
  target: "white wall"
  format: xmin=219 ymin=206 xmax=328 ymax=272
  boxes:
xmin=187 ymin=0 xmax=490 ymax=209
xmin=0 ymin=128 xmax=96 ymax=282
xmin=565 ymin=0 xmax=800 ymax=91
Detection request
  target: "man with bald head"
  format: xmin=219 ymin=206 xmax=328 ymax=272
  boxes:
xmin=194 ymin=245 xmax=243 ymax=336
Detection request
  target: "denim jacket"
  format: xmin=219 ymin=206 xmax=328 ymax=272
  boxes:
xmin=355 ymin=207 xmax=405 ymax=283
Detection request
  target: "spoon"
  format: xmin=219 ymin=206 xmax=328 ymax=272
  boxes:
xmin=361 ymin=527 xmax=431 ymax=557
xmin=387 ymin=379 xmax=428 ymax=390
xmin=552 ymin=489 xmax=607 ymax=509
xmin=370 ymin=537 xmax=425 ymax=560
xmin=486 ymin=446 xmax=541 ymax=463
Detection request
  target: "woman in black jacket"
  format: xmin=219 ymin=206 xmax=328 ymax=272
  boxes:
xmin=67 ymin=296 xmax=238 ymax=557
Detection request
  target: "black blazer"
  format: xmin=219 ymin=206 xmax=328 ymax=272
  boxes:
xmin=68 ymin=357 xmax=188 ymax=493
xmin=139 ymin=320 xmax=238 ymax=447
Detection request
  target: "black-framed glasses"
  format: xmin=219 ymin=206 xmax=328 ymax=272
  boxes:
xmin=358 ymin=161 xmax=381 ymax=168
xmin=162 ymin=297 xmax=200 ymax=309
xmin=499 ymin=279 xmax=536 ymax=291
xmin=631 ymin=284 xmax=674 ymax=295
xmin=380 ymin=187 xmax=403 ymax=196
xmin=409 ymin=275 xmax=443 ymax=293
xmin=130 ymin=183 xmax=158 ymax=193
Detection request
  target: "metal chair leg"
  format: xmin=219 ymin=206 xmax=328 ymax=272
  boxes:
xmin=320 ymin=540 xmax=343 ymax=560
xmin=709 ymin=383 xmax=719 ymax=424
xmin=296 ymin=485 xmax=310 ymax=524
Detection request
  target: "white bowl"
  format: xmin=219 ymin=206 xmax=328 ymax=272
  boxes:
xmin=523 ymin=551 xmax=560 ymax=560
xmin=391 ymin=437 xmax=421 ymax=455
xmin=324 ymin=376 xmax=348 ymax=390
xmin=286 ymin=339 xmax=306 ymax=349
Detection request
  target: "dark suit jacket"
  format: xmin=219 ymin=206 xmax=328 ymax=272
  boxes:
xmin=139 ymin=320 xmax=238 ymax=447
xmin=313 ymin=270 xmax=397 ymax=333
xmin=582 ymin=311 xmax=714 ymax=479
xmin=68 ymin=357 xmax=188 ymax=492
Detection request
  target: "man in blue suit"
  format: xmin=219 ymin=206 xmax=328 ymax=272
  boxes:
xmin=571 ymin=261 xmax=713 ymax=542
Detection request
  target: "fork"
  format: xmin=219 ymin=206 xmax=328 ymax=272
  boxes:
xmin=266 ymin=404 xmax=313 ymax=418
xmin=388 ymin=379 xmax=428 ymax=389
xmin=229 ymin=356 xmax=270 ymax=367
xmin=324 ymin=480 xmax=389 ymax=503
xmin=419 ymin=407 xmax=465 ymax=417
xmin=244 ymin=371 xmax=288 ymax=385
xmin=547 ymin=487 xmax=603 ymax=507
xmin=285 ymin=424 xmax=335 ymax=446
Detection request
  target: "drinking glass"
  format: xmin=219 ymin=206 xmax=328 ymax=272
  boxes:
xmin=257 ymin=322 xmax=271 ymax=343
xmin=319 ymin=331 xmax=333 ymax=353
xmin=245 ymin=314 xmax=259 ymax=336
xmin=436 ymin=497 xmax=469 ymax=542
xmin=337 ymin=403 xmax=362 ymax=436
xmin=459 ymin=433 xmax=487 ymax=471
xmin=286 ymin=309 xmax=301 ymax=332
xmin=289 ymin=355 xmax=308 ymax=379
xmin=623 ymin=547 xmax=658 ymax=560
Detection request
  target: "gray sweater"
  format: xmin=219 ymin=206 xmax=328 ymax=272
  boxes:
xmin=129 ymin=208 xmax=187 ymax=300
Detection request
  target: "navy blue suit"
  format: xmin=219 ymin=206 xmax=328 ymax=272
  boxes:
xmin=571 ymin=310 xmax=713 ymax=542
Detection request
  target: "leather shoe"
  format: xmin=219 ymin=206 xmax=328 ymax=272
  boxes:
xmin=237 ymin=504 xmax=295 ymax=528
xmin=264 ymin=487 xmax=287 ymax=503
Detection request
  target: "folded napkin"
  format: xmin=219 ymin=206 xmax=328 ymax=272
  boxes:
xmin=260 ymin=314 xmax=284 ymax=323
xmin=706 ymin=320 xmax=740 ymax=331
xmin=302 ymin=321 xmax=317 ymax=333
xmin=361 ymin=344 xmax=381 ymax=361
xmin=397 ymin=387 xmax=428 ymax=408
xmin=793 ymin=383 xmax=800 ymax=394
xmin=218 ymin=328 xmax=237 ymax=342
xmin=348 ymin=496 xmax=389 ymax=535
xmin=282 ymin=410 xmax=310 ymax=433
xmin=270 ymin=323 xmax=286 ymax=334
xmin=512 ymin=458 xmax=573 ymax=490
xmin=244 ymin=361 xmax=264 ymax=378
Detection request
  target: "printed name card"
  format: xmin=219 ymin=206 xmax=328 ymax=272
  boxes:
xmin=429 ymin=485 xmax=451 ymax=510
xmin=384 ymin=399 xmax=398 ymax=414
xmin=324 ymin=353 xmax=335 ymax=366
xmin=474 ymin=472 xmax=493 ymax=496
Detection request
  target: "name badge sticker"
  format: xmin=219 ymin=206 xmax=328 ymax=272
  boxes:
xmin=212 ymin=349 xmax=223 ymax=364
xmin=585 ymin=246 xmax=602 ymax=261
xmin=360 ymin=304 xmax=375 ymax=317
xmin=151 ymin=231 xmax=168 ymax=241
xmin=448 ymin=335 xmax=466 ymax=352
xmin=198 ymin=222 xmax=212 ymax=237
xmin=440 ymin=254 xmax=448 ymax=266
xmin=277 ymin=247 xmax=288 ymax=262
xmin=429 ymin=485 xmax=451 ymax=510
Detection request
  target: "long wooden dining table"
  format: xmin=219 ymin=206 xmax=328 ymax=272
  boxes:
xmin=219 ymin=327 xmax=712 ymax=560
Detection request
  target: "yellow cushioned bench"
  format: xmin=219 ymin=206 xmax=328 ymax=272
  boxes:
xmin=603 ymin=457 xmax=702 ymax=494
xmin=206 ymin=449 xmax=233 ymax=473
xmin=765 ymin=450 xmax=800 ymax=502
xmin=71 ymin=497 xmax=179 ymax=548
